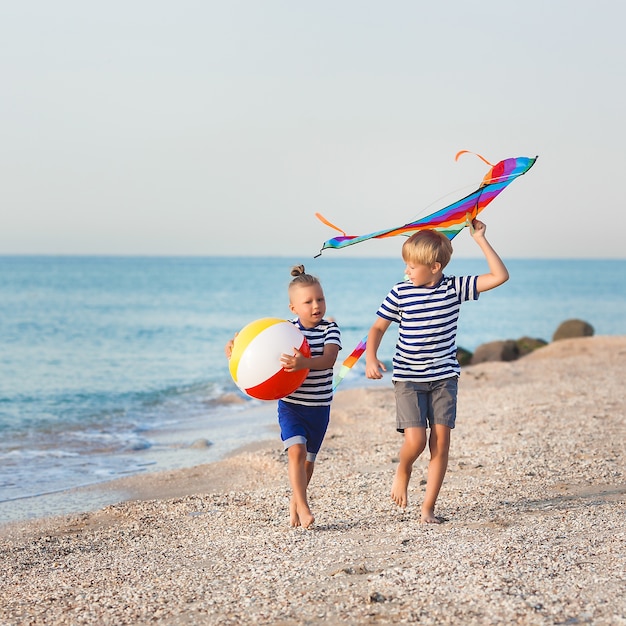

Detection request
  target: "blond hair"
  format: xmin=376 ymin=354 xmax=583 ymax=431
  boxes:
xmin=288 ymin=264 xmax=321 ymax=290
xmin=402 ymin=230 xmax=453 ymax=268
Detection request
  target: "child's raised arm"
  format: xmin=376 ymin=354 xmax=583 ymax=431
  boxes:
xmin=471 ymin=219 xmax=509 ymax=293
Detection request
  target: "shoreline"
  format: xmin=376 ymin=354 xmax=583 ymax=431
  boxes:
xmin=0 ymin=400 xmax=283 ymax=526
xmin=1 ymin=336 xmax=625 ymax=625
xmin=0 ymin=378 xmax=387 ymax=527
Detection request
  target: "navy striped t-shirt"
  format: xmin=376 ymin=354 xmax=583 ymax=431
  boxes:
xmin=376 ymin=275 xmax=479 ymax=382
xmin=284 ymin=318 xmax=341 ymax=407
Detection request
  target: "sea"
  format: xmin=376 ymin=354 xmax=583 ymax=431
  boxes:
xmin=1 ymin=256 xmax=624 ymax=525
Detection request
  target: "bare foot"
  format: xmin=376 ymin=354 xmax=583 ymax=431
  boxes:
xmin=421 ymin=508 xmax=441 ymax=524
xmin=289 ymin=499 xmax=300 ymax=527
xmin=297 ymin=503 xmax=315 ymax=530
xmin=391 ymin=467 xmax=411 ymax=509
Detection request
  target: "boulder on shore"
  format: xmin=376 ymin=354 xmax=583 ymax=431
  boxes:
xmin=460 ymin=319 xmax=594 ymax=366
xmin=516 ymin=336 xmax=548 ymax=356
xmin=456 ymin=347 xmax=473 ymax=367
xmin=552 ymin=319 xmax=594 ymax=341
xmin=470 ymin=340 xmax=520 ymax=365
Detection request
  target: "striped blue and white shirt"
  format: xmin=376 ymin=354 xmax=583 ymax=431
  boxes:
xmin=284 ymin=318 xmax=341 ymax=407
xmin=377 ymin=275 xmax=479 ymax=382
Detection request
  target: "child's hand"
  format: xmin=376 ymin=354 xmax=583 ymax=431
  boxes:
xmin=471 ymin=219 xmax=487 ymax=239
xmin=280 ymin=347 xmax=307 ymax=372
xmin=365 ymin=358 xmax=387 ymax=379
xmin=224 ymin=333 xmax=238 ymax=359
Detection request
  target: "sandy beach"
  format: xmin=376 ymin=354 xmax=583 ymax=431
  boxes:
xmin=1 ymin=336 xmax=625 ymax=625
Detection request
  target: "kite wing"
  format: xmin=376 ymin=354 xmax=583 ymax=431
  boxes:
xmin=315 ymin=153 xmax=537 ymax=256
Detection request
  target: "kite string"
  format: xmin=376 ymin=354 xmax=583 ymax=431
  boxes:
xmin=316 ymin=152 xmax=489 ymax=234
xmin=403 ymin=169 xmax=525 ymax=225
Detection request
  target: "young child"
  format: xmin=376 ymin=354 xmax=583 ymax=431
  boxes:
xmin=225 ymin=265 xmax=341 ymax=529
xmin=365 ymin=219 xmax=508 ymax=524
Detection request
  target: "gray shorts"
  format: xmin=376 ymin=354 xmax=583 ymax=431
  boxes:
xmin=393 ymin=377 xmax=458 ymax=432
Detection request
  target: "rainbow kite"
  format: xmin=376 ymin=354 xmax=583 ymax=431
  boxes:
xmin=326 ymin=151 xmax=537 ymax=389
xmin=315 ymin=151 xmax=537 ymax=257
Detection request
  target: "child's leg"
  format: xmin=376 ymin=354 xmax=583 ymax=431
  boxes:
xmin=287 ymin=443 xmax=315 ymax=529
xmin=391 ymin=426 xmax=427 ymax=509
xmin=421 ymin=424 xmax=451 ymax=523
xmin=289 ymin=459 xmax=315 ymax=528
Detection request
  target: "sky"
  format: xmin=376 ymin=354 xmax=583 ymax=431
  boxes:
xmin=1 ymin=1 xmax=625 ymax=259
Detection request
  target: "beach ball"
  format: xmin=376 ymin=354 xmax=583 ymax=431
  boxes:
xmin=229 ymin=318 xmax=310 ymax=400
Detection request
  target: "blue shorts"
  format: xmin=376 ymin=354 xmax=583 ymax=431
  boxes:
xmin=393 ymin=377 xmax=458 ymax=432
xmin=277 ymin=400 xmax=330 ymax=462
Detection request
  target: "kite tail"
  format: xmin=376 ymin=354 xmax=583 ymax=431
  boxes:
xmin=455 ymin=150 xmax=494 ymax=167
xmin=314 ymin=213 xmax=349 ymax=258
xmin=315 ymin=212 xmax=347 ymax=236
xmin=333 ymin=335 xmax=368 ymax=391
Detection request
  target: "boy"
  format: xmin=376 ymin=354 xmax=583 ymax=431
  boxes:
xmin=226 ymin=265 xmax=340 ymax=529
xmin=365 ymin=219 xmax=508 ymax=523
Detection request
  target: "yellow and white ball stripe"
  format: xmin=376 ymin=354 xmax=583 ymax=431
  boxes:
xmin=229 ymin=318 xmax=310 ymax=400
